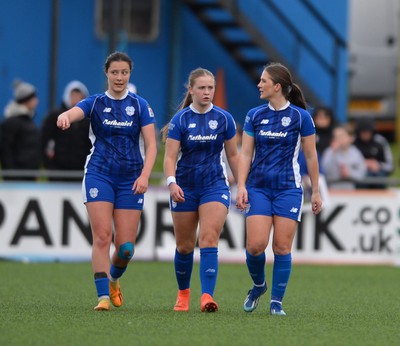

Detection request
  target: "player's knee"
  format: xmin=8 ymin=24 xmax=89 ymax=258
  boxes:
xmin=272 ymin=243 xmax=290 ymax=255
xmin=118 ymin=242 xmax=134 ymax=260
xmin=246 ymin=243 xmax=266 ymax=256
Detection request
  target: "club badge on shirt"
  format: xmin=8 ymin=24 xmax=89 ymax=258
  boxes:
xmin=126 ymin=106 xmax=135 ymax=116
xmin=209 ymin=120 xmax=218 ymax=130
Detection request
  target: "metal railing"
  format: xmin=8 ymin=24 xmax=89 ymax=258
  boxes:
xmin=0 ymin=170 xmax=165 ymax=181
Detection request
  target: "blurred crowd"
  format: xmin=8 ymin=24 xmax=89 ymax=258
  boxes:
xmin=0 ymin=79 xmax=91 ymax=181
xmin=311 ymin=106 xmax=394 ymax=190
xmin=0 ymin=79 xmax=396 ymax=188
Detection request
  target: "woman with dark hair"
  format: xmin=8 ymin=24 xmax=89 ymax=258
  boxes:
xmin=163 ymin=67 xmax=239 ymax=313
xmin=57 ymin=51 xmax=157 ymax=311
xmin=312 ymin=106 xmax=336 ymax=156
xmin=354 ymin=118 xmax=393 ymax=189
xmin=236 ymin=62 xmax=322 ymax=316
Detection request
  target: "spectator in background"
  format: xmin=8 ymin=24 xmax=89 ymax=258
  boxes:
xmin=41 ymin=81 xmax=91 ymax=181
xmin=354 ymin=118 xmax=394 ymax=189
xmin=321 ymin=125 xmax=366 ymax=189
xmin=312 ymin=106 xmax=336 ymax=156
xmin=1 ymin=80 xmax=40 ymax=180
xmin=128 ymin=82 xmax=137 ymax=94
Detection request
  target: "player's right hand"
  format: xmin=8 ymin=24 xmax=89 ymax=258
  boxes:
xmin=236 ymin=186 xmax=248 ymax=211
xmin=57 ymin=114 xmax=70 ymax=130
xmin=169 ymin=183 xmax=185 ymax=203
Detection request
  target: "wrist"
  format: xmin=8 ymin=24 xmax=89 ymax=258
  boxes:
xmin=167 ymin=176 xmax=176 ymax=186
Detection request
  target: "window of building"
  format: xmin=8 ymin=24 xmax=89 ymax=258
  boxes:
xmin=96 ymin=0 xmax=160 ymax=42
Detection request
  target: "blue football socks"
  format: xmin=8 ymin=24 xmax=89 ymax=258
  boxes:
xmin=94 ymin=272 xmax=109 ymax=298
xmin=246 ymin=250 xmax=266 ymax=286
xmin=200 ymin=247 xmax=218 ymax=296
xmin=271 ymin=253 xmax=292 ymax=301
xmin=174 ymin=249 xmax=194 ymax=290
xmin=110 ymin=264 xmax=127 ymax=281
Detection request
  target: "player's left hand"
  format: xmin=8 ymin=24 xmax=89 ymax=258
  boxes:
xmin=311 ymin=192 xmax=322 ymax=215
xmin=133 ymin=176 xmax=149 ymax=194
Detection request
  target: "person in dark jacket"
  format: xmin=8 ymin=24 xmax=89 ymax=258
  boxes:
xmin=354 ymin=118 xmax=394 ymax=189
xmin=312 ymin=106 xmax=336 ymax=156
xmin=41 ymin=80 xmax=91 ymax=181
xmin=1 ymin=80 xmax=40 ymax=180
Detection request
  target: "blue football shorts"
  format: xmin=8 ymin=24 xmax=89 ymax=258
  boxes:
xmin=82 ymin=170 xmax=144 ymax=210
xmin=170 ymin=185 xmax=231 ymax=212
xmin=245 ymin=186 xmax=303 ymax=221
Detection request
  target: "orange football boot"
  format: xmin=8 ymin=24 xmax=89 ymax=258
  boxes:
xmin=109 ymin=280 xmax=123 ymax=307
xmin=173 ymin=288 xmax=190 ymax=312
xmin=200 ymin=293 xmax=218 ymax=312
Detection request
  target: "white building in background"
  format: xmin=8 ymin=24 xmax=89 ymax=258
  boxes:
xmin=348 ymin=0 xmax=400 ymax=123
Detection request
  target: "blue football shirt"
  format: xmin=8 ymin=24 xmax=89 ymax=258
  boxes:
xmin=77 ymin=90 xmax=155 ymax=176
xmin=244 ymin=101 xmax=315 ymax=189
xmin=167 ymin=104 xmax=236 ymax=188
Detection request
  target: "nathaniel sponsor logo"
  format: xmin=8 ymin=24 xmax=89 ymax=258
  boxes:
xmin=259 ymin=130 xmax=287 ymax=137
xmin=103 ymin=119 xmax=133 ymax=127
xmin=188 ymin=134 xmax=217 ymax=141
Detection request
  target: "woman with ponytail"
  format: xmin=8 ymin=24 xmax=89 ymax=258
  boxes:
xmin=163 ymin=67 xmax=239 ymax=313
xmin=236 ymin=62 xmax=322 ymax=316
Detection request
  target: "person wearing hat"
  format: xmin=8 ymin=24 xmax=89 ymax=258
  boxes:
xmin=354 ymin=118 xmax=394 ymax=189
xmin=41 ymin=80 xmax=91 ymax=181
xmin=1 ymin=80 xmax=41 ymax=180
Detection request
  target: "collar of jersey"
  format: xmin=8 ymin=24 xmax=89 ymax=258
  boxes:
xmin=190 ymin=103 xmax=213 ymax=114
xmin=268 ymin=101 xmax=290 ymax=111
xmin=105 ymin=89 xmax=129 ymax=100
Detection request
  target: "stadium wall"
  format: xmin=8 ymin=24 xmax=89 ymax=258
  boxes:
xmin=0 ymin=184 xmax=399 ymax=266
xmin=0 ymin=0 xmax=348 ymax=129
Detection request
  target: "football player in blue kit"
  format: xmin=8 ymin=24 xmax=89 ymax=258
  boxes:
xmin=57 ymin=51 xmax=157 ymax=311
xmin=163 ymin=68 xmax=239 ymax=312
xmin=236 ymin=63 xmax=322 ymax=316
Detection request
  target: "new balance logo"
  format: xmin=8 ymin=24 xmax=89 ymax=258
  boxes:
xmin=188 ymin=123 xmax=196 ymax=128
xmin=103 ymin=107 xmax=111 ymax=113
xmin=290 ymin=207 xmax=298 ymax=213
xmin=221 ymin=194 xmax=228 ymax=200
xmin=205 ymin=268 xmax=216 ymax=273
xmin=261 ymin=119 xmax=269 ymax=124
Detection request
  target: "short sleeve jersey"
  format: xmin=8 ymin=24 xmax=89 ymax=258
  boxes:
xmin=167 ymin=104 xmax=236 ymax=188
xmin=77 ymin=90 xmax=155 ymax=176
xmin=244 ymin=101 xmax=315 ymax=189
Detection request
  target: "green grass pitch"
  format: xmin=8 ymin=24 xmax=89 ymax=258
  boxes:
xmin=1 ymin=260 xmax=399 ymax=346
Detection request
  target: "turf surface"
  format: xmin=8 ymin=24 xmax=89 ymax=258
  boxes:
xmin=1 ymin=261 xmax=399 ymax=345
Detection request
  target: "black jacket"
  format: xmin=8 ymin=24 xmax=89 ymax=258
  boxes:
xmin=41 ymin=103 xmax=91 ymax=172
xmin=1 ymin=102 xmax=41 ymax=180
